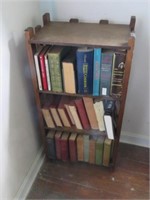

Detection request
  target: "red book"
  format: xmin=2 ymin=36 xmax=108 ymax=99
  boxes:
xmin=60 ymin=132 xmax=70 ymax=161
xmin=55 ymin=131 xmax=62 ymax=160
xmin=39 ymin=45 xmax=49 ymax=90
xmin=69 ymin=133 xmax=77 ymax=162
xmin=74 ymin=98 xmax=91 ymax=130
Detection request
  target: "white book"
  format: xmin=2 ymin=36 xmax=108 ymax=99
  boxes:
xmin=44 ymin=50 xmax=51 ymax=91
xmin=104 ymin=115 xmax=114 ymax=140
xmin=34 ymin=47 xmax=43 ymax=90
xmin=94 ymin=101 xmax=105 ymax=131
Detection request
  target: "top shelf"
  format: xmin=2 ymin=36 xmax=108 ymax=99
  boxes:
xmin=30 ymin=21 xmax=132 ymax=49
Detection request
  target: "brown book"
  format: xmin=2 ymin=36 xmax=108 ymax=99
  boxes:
xmin=49 ymin=96 xmax=63 ymax=127
xmin=103 ymin=138 xmax=112 ymax=167
xmin=89 ymin=137 xmax=96 ymax=164
xmin=76 ymin=135 xmax=84 ymax=161
xmin=69 ymin=133 xmax=77 ymax=162
xmin=57 ymin=96 xmax=72 ymax=127
xmin=83 ymin=97 xmax=99 ymax=130
xmin=60 ymin=132 xmax=70 ymax=161
xmin=55 ymin=131 xmax=62 ymax=160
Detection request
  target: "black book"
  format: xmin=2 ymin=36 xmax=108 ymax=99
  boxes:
xmin=46 ymin=131 xmax=56 ymax=159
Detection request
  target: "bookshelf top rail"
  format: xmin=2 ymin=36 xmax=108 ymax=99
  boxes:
xmin=30 ymin=21 xmax=131 ymax=49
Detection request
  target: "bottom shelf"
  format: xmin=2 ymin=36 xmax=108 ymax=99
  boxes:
xmin=46 ymin=130 xmax=114 ymax=168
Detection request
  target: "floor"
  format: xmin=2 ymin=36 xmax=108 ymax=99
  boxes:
xmin=27 ymin=143 xmax=149 ymax=199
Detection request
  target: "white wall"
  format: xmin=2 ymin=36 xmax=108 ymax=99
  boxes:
xmin=0 ymin=1 xmax=42 ymax=199
xmin=40 ymin=0 xmax=149 ymax=147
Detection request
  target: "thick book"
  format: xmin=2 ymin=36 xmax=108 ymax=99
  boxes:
xmin=68 ymin=101 xmax=83 ymax=130
xmin=46 ymin=131 xmax=56 ymax=159
xmin=39 ymin=45 xmax=50 ymax=90
xmin=89 ymin=137 xmax=96 ymax=164
xmin=111 ymin=51 xmax=126 ymax=97
xmin=64 ymin=103 xmax=75 ymax=126
xmin=93 ymin=48 xmax=102 ymax=96
xmin=57 ymin=96 xmax=72 ymax=127
xmin=83 ymin=135 xmax=89 ymax=162
xmin=93 ymin=100 xmax=105 ymax=131
xmin=55 ymin=131 xmax=62 ymax=160
xmin=34 ymin=46 xmax=43 ymax=91
xmin=62 ymin=48 xmax=77 ymax=94
xmin=100 ymin=52 xmax=114 ymax=96
xmin=76 ymin=48 xmax=94 ymax=94
xmin=69 ymin=132 xmax=77 ymax=162
xmin=77 ymin=135 xmax=84 ymax=161
xmin=83 ymin=97 xmax=99 ymax=130
xmin=95 ymin=136 xmax=105 ymax=165
xmin=60 ymin=132 xmax=70 ymax=161
xmin=74 ymin=98 xmax=90 ymax=130
xmin=49 ymin=96 xmax=63 ymax=127
xmin=103 ymin=138 xmax=112 ymax=167
xmin=44 ymin=46 xmax=52 ymax=91
xmin=47 ymin=46 xmax=71 ymax=92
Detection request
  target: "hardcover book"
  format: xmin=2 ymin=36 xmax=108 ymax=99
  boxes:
xmin=77 ymin=135 xmax=84 ymax=161
xmin=44 ymin=46 xmax=52 ymax=91
xmin=76 ymin=48 xmax=94 ymax=94
xmin=60 ymin=132 xmax=70 ymax=161
xmin=83 ymin=135 xmax=89 ymax=162
xmin=89 ymin=137 xmax=96 ymax=164
xmin=95 ymin=136 xmax=105 ymax=165
xmin=74 ymin=98 xmax=90 ymax=130
xmin=69 ymin=132 xmax=78 ymax=162
xmin=93 ymin=48 xmax=102 ymax=96
xmin=100 ymin=52 xmax=114 ymax=96
xmin=46 ymin=131 xmax=56 ymax=159
xmin=55 ymin=131 xmax=62 ymax=160
xmin=103 ymin=138 xmax=112 ymax=167
xmin=47 ymin=46 xmax=71 ymax=92
xmin=83 ymin=97 xmax=99 ymax=130
xmin=111 ymin=51 xmax=126 ymax=97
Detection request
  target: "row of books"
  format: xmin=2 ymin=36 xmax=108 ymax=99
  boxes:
xmin=46 ymin=130 xmax=113 ymax=167
xmin=42 ymin=96 xmax=117 ymax=140
xmin=34 ymin=45 xmax=126 ymax=97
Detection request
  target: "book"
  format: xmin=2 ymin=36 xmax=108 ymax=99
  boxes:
xmin=69 ymin=132 xmax=77 ymax=162
xmin=74 ymin=98 xmax=90 ymax=130
xmin=95 ymin=136 xmax=105 ymax=165
xmin=111 ymin=51 xmax=126 ymax=97
xmin=34 ymin=46 xmax=43 ymax=90
xmin=83 ymin=97 xmax=99 ymax=130
xmin=89 ymin=137 xmax=96 ymax=164
xmin=62 ymin=48 xmax=77 ymax=93
xmin=46 ymin=131 xmax=56 ymax=159
xmin=60 ymin=132 xmax=70 ymax=161
xmin=64 ymin=103 xmax=75 ymax=126
xmin=104 ymin=115 xmax=114 ymax=140
xmin=68 ymin=101 xmax=83 ymax=130
xmin=57 ymin=96 xmax=72 ymax=127
xmin=93 ymin=48 xmax=102 ymax=96
xmin=100 ymin=51 xmax=114 ymax=96
xmin=55 ymin=131 xmax=62 ymax=160
xmin=44 ymin=47 xmax=52 ymax=91
xmin=47 ymin=46 xmax=71 ymax=92
xmin=93 ymin=100 xmax=105 ymax=131
xmin=103 ymin=138 xmax=112 ymax=167
xmin=83 ymin=135 xmax=89 ymax=162
xmin=39 ymin=45 xmax=50 ymax=90
xmin=49 ymin=96 xmax=63 ymax=127
xmin=76 ymin=48 xmax=94 ymax=94
xmin=77 ymin=135 xmax=84 ymax=161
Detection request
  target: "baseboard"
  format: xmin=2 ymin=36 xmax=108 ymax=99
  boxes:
xmin=14 ymin=146 xmax=45 ymax=200
xmin=120 ymin=131 xmax=149 ymax=148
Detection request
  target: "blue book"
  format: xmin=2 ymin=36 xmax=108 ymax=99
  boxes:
xmin=76 ymin=48 xmax=94 ymax=94
xmin=100 ymin=52 xmax=114 ymax=96
xmin=93 ymin=48 xmax=102 ymax=96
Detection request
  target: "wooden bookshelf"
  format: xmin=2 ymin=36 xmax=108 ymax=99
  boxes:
xmin=25 ymin=13 xmax=135 ymax=168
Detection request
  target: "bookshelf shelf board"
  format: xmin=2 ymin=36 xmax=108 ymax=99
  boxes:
xmin=30 ymin=22 xmax=131 ymax=49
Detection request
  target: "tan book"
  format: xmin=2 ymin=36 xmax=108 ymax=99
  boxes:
xmin=41 ymin=108 xmax=55 ymax=128
xmin=93 ymin=101 xmax=105 ymax=131
xmin=64 ymin=104 xmax=75 ymax=126
xmin=89 ymin=138 xmax=96 ymax=164
xmin=83 ymin=97 xmax=99 ymax=130
xmin=77 ymin=135 xmax=84 ymax=161
xmin=103 ymin=138 xmax=112 ymax=167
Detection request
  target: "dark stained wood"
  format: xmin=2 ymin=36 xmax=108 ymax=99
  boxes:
xmin=35 ymin=25 xmax=41 ymax=33
xmin=99 ymin=19 xmax=109 ymax=24
xmin=43 ymin=13 xmax=50 ymax=26
xmin=30 ymin=22 xmax=131 ymax=49
xmin=69 ymin=18 xmax=79 ymax=23
xmin=130 ymin=16 xmax=136 ymax=32
xmin=27 ymin=143 xmax=149 ymax=199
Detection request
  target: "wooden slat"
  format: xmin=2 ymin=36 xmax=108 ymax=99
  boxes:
xmin=130 ymin=16 xmax=136 ymax=32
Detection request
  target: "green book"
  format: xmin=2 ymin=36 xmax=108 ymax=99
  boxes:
xmin=95 ymin=136 xmax=105 ymax=165
xmin=103 ymin=138 xmax=112 ymax=167
xmin=47 ymin=46 xmax=71 ymax=92
xmin=83 ymin=135 xmax=89 ymax=162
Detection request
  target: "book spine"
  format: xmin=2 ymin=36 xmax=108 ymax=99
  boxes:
xmin=100 ymin=53 xmax=113 ymax=96
xmin=39 ymin=54 xmax=48 ymax=90
xmin=34 ymin=54 xmax=43 ymax=90
xmin=103 ymin=139 xmax=112 ymax=167
xmin=89 ymin=139 xmax=96 ymax=164
xmin=93 ymin=48 xmax=101 ymax=96
xmin=83 ymin=135 xmax=89 ymax=162
xmin=61 ymin=139 xmax=69 ymax=161
xmin=77 ymin=135 xmax=84 ymax=161
xmin=69 ymin=139 xmax=77 ymax=162
xmin=45 ymin=55 xmax=51 ymax=91
xmin=47 ymin=138 xmax=56 ymax=159
xmin=76 ymin=50 xmax=93 ymax=94
xmin=95 ymin=138 xmax=104 ymax=165
xmin=55 ymin=135 xmax=62 ymax=160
